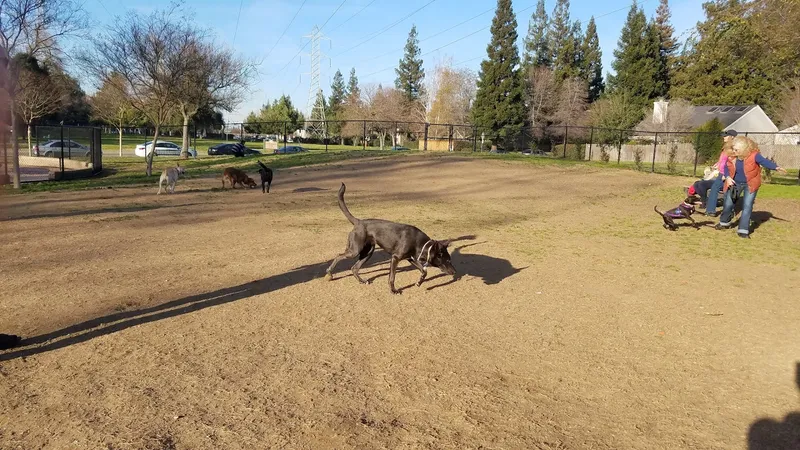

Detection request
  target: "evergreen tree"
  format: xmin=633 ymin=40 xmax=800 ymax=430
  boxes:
xmin=523 ymin=0 xmax=550 ymax=68
xmin=648 ymin=20 xmax=669 ymax=99
xmin=472 ymin=0 xmax=525 ymax=149
xmin=395 ymin=25 xmax=425 ymax=103
xmin=670 ymin=1 xmax=776 ymax=111
xmin=347 ymin=68 xmax=360 ymax=101
xmin=549 ymin=0 xmax=576 ymax=81
xmin=607 ymin=2 xmax=663 ymax=107
xmin=329 ymin=69 xmax=347 ymax=112
xmin=581 ymin=17 xmax=604 ymax=103
xmin=654 ymin=0 xmax=678 ymax=62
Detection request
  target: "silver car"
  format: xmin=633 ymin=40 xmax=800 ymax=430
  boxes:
xmin=33 ymin=140 xmax=91 ymax=157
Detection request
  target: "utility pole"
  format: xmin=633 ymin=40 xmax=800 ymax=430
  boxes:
xmin=303 ymin=26 xmax=330 ymax=140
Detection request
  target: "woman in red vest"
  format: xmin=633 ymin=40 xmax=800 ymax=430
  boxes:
xmin=716 ymin=136 xmax=787 ymax=238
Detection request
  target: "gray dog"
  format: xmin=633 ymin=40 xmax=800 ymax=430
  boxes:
xmin=157 ymin=164 xmax=185 ymax=194
xmin=325 ymin=183 xmax=456 ymax=294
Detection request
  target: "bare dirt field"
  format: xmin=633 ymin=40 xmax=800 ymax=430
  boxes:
xmin=1 ymin=155 xmax=799 ymax=449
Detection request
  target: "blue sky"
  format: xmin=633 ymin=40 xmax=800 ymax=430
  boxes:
xmin=80 ymin=0 xmax=704 ymax=123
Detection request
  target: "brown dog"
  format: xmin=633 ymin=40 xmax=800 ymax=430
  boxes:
xmin=222 ymin=167 xmax=257 ymax=189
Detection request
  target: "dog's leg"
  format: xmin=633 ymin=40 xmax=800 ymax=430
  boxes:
xmin=388 ymin=256 xmax=401 ymax=295
xmin=157 ymin=177 xmax=163 ymax=195
xmin=351 ymin=243 xmax=375 ymax=284
xmin=267 ymin=181 xmax=271 ymax=193
xmin=261 ymin=180 xmax=265 ymax=193
xmin=325 ymin=232 xmax=361 ymax=280
xmin=687 ymin=215 xmax=699 ymax=229
xmin=407 ymin=258 xmax=427 ymax=286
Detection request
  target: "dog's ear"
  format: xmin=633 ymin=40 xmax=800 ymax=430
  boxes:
xmin=437 ymin=240 xmax=451 ymax=249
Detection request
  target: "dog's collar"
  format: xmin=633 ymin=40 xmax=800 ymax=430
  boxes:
xmin=417 ymin=240 xmax=435 ymax=268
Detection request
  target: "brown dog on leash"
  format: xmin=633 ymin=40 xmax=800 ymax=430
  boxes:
xmin=325 ymin=183 xmax=456 ymax=294
xmin=222 ymin=167 xmax=257 ymax=189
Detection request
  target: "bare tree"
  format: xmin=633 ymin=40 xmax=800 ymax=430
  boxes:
xmin=527 ymin=66 xmax=557 ymax=128
xmin=79 ymin=6 xmax=198 ymax=176
xmin=428 ymin=60 xmax=476 ymax=125
xmin=14 ymin=62 xmax=64 ymax=155
xmin=360 ymin=84 xmax=405 ymax=149
xmin=553 ymin=77 xmax=588 ymax=128
xmin=776 ymin=80 xmax=800 ymax=128
xmin=91 ymin=73 xmax=139 ymax=156
xmin=1 ymin=0 xmax=86 ymax=187
xmin=173 ymin=40 xmax=252 ymax=158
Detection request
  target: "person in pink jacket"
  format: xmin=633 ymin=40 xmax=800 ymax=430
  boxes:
xmin=703 ymin=130 xmax=738 ymax=216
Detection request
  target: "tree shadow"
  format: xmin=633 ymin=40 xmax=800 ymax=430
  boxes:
xmin=0 ymin=261 xmax=329 ymax=362
xmin=0 ymin=203 xmax=204 ymax=221
xmin=747 ymin=362 xmax=800 ymax=450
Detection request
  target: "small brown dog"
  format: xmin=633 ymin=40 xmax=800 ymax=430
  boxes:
xmin=222 ymin=167 xmax=257 ymax=189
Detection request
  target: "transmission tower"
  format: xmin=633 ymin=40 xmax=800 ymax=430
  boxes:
xmin=303 ymin=26 xmax=329 ymax=139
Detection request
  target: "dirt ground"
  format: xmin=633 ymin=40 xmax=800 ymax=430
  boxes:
xmin=1 ymin=155 xmax=799 ymax=450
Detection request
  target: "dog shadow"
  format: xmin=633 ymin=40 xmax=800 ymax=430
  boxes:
xmin=748 ymin=211 xmax=789 ymax=233
xmin=746 ymin=362 xmax=800 ymax=449
xmin=424 ymin=242 xmax=526 ymax=290
xmin=292 ymin=187 xmax=328 ymax=193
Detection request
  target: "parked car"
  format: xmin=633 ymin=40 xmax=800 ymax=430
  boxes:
xmin=33 ymin=140 xmax=90 ymax=157
xmin=135 ymin=140 xmax=197 ymax=158
xmin=208 ymin=143 xmax=262 ymax=157
xmin=274 ymin=145 xmax=307 ymax=154
xmin=390 ymin=145 xmax=410 ymax=151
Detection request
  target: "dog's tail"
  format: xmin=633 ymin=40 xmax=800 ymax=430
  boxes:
xmin=654 ymin=205 xmax=664 ymax=217
xmin=338 ymin=183 xmax=358 ymax=224
xmin=257 ymin=160 xmax=268 ymax=171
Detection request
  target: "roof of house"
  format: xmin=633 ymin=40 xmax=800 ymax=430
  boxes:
xmin=779 ymin=124 xmax=800 ymax=133
xmin=689 ymin=105 xmax=757 ymax=128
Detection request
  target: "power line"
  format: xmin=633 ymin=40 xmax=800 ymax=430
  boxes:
xmin=360 ymin=1 xmax=643 ymax=79
xmin=360 ymin=5 xmax=495 ymax=64
xmin=95 ymin=0 xmax=112 ymax=15
xmin=326 ymin=0 xmax=378 ymax=34
xmin=319 ymin=0 xmax=348 ymax=31
xmin=333 ymin=0 xmax=438 ymax=57
xmin=232 ymin=0 xmax=245 ymax=47
xmin=263 ymin=0 xmax=310 ymax=60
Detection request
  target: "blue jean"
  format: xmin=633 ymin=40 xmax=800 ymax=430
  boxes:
xmin=719 ymin=183 xmax=758 ymax=235
xmin=705 ymin=175 xmax=724 ymax=214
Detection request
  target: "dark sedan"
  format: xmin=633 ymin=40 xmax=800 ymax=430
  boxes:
xmin=208 ymin=143 xmax=261 ymax=157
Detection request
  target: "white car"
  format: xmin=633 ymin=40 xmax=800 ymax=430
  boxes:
xmin=135 ymin=140 xmax=197 ymax=158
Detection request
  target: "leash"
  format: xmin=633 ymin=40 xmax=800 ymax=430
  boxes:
xmin=416 ymin=240 xmax=435 ymax=268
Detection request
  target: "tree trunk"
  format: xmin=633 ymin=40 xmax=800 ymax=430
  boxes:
xmin=378 ymin=132 xmax=386 ymax=150
xmin=27 ymin=123 xmax=32 ymax=156
xmin=118 ymin=127 xmax=123 ymax=157
xmin=146 ymin=125 xmax=159 ymax=177
xmin=10 ymin=106 xmax=21 ymax=188
xmin=180 ymin=112 xmax=190 ymax=159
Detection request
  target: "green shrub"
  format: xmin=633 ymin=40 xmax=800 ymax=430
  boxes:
xmin=694 ymin=118 xmax=724 ymax=164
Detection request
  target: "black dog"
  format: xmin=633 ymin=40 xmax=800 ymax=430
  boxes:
xmin=654 ymin=195 xmax=701 ymax=230
xmin=0 ymin=333 xmax=21 ymax=350
xmin=257 ymin=160 xmax=273 ymax=193
xmin=325 ymin=183 xmax=456 ymax=294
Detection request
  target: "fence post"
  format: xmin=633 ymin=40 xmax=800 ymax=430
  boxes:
xmin=448 ymin=125 xmax=453 ymax=152
xmin=651 ymin=133 xmax=658 ymax=173
xmin=617 ymin=130 xmax=622 ymax=164
xmin=325 ymin=121 xmax=328 ymax=152
xmin=283 ymin=122 xmax=287 ymax=149
xmin=588 ymin=126 xmax=594 ymax=161
xmin=363 ymin=120 xmax=367 ymax=150
xmin=423 ymin=123 xmax=429 ymax=151
xmin=472 ymin=126 xmax=477 ymax=152
xmin=563 ymin=125 xmax=569 ymax=158
xmin=59 ymin=126 xmax=65 ymax=173
xmin=693 ymin=132 xmax=700 ymax=176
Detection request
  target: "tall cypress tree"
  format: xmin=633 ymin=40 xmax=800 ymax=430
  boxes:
xmin=472 ymin=0 xmax=525 ymax=149
xmin=395 ymin=25 xmax=425 ymax=103
xmin=549 ymin=0 xmax=582 ymax=81
xmin=329 ymin=69 xmax=347 ymax=111
xmin=607 ymin=2 xmax=662 ymax=106
xmin=523 ymin=0 xmax=550 ymax=68
xmin=581 ymin=17 xmax=604 ymax=103
xmin=347 ymin=68 xmax=360 ymax=101
xmin=654 ymin=0 xmax=677 ymax=96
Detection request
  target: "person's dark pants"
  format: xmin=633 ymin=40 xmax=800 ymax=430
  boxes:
xmin=693 ymin=179 xmax=715 ymax=207
xmin=705 ymin=175 xmax=724 ymax=214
